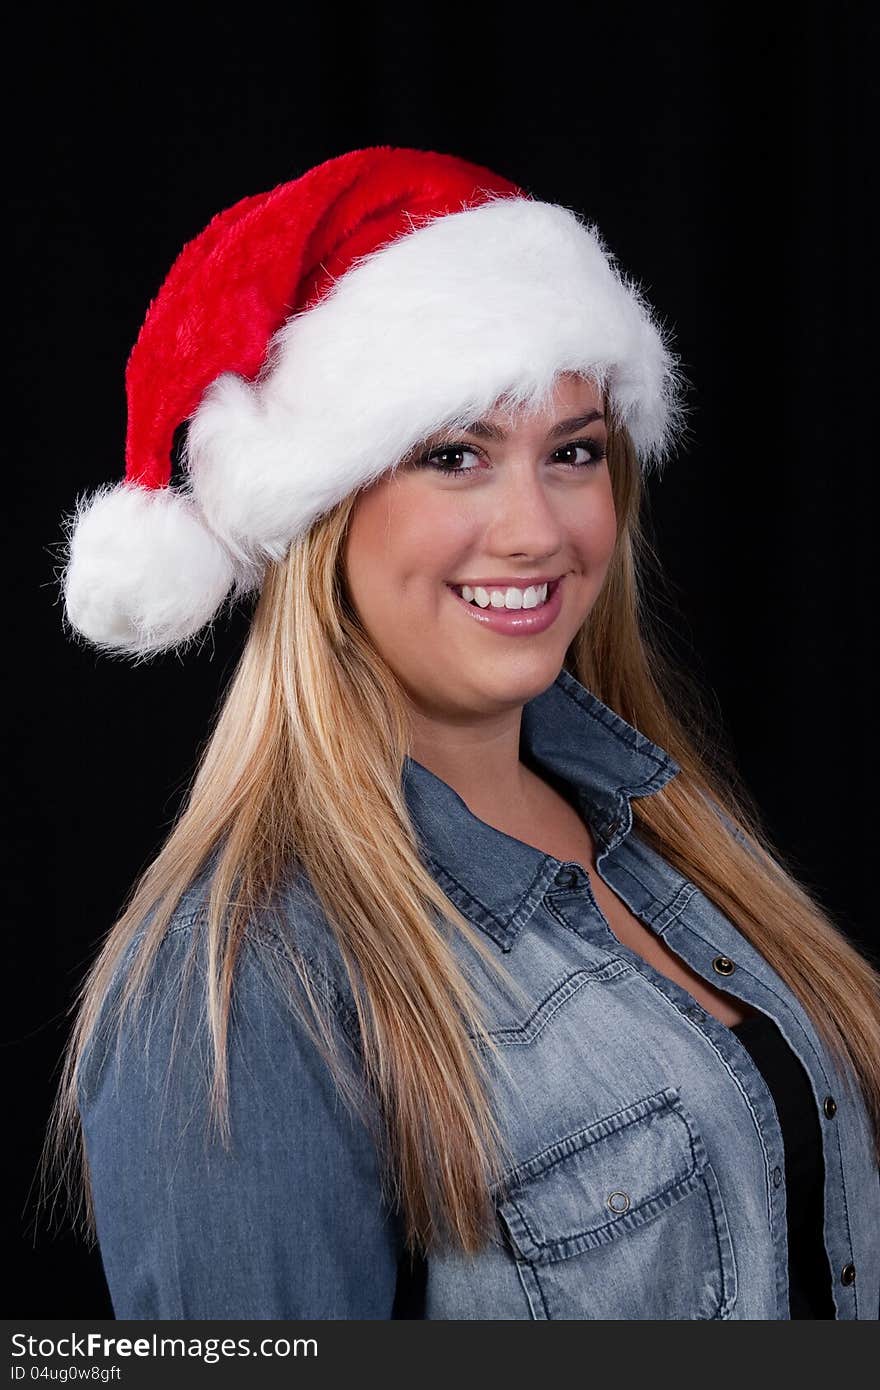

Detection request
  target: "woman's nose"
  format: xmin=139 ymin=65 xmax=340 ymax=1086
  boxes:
xmin=484 ymin=468 xmax=568 ymax=550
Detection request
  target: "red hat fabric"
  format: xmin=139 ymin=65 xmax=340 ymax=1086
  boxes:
xmin=59 ymin=145 xmax=688 ymax=660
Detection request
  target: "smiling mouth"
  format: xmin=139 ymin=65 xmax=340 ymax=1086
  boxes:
xmin=446 ymin=577 xmax=561 ymax=609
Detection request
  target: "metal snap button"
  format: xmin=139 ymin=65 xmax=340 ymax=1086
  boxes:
xmin=606 ymin=1191 xmax=631 ymax=1214
xmin=772 ymin=1166 xmax=783 ymax=1188
xmin=841 ymin=1262 xmax=856 ymax=1286
xmin=554 ymin=866 xmax=579 ymax=888
xmin=823 ymin=1095 xmax=837 ymax=1119
xmin=712 ymin=955 xmax=736 ymax=976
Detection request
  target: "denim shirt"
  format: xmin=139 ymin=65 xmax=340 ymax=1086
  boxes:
xmin=78 ymin=667 xmax=880 ymax=1319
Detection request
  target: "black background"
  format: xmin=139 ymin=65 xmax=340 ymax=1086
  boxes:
xmin=6 ymin=3 xmax=876 ymax=1316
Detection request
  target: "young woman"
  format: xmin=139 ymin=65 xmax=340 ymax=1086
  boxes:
xmin=44 ymin=146 xmax=880 ymax=1320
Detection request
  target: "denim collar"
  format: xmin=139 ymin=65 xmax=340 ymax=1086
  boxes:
xmin=401 ymin=665 xmax=681 ymax=949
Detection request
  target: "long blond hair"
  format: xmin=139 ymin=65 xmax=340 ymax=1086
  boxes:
xmin=40 ymin=403 xmax=880 ymax=1263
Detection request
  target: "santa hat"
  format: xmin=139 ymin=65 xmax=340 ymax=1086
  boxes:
xmin=58 ymin=145 xmax=689 ymax=660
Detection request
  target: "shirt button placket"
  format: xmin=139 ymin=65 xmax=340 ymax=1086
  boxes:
xmin=817 ymin=1099 xmax=854 ymax=1299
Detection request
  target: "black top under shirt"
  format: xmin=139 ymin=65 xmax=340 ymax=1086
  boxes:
xmin=731 ymin=1011 xmax=836 ymax=1318
xmin=392 ymin=1011 xmax=837 ymax=1319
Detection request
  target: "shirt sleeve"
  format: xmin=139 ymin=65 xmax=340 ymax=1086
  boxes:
xmin=78 ymin=921 xmax=405 ymax=1319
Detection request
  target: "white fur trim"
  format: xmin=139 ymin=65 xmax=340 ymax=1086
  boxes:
xmin=60 ymin=481 xmax=240 ymax=659
xmin=185 ymin=195 xmax=689 ymax=570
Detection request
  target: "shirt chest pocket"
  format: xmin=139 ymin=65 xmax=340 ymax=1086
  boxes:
xmin=495 ymin=1086 xmax=738 ymax=1320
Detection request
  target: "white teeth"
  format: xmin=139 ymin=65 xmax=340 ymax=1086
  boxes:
xmin=459 ymin=583 xmax=549 ymax=609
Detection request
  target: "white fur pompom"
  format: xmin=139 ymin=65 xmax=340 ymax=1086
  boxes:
xmin=59 ymin=481 xmax=239 ymax=659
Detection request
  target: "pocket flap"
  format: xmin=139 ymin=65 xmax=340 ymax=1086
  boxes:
xmin=498 ymin=1086 xmax=709 ymax=1264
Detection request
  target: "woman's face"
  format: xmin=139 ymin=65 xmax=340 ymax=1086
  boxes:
xmin=342 ymin=372 xmax=618 ymax=721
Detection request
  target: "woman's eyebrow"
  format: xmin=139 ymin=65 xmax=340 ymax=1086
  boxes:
xmin=406 ymin=409 xmax=608 ymax=462
xmin=457 ymin=410 xmax=606 ymax=441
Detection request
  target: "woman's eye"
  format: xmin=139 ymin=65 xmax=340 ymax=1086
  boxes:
xmin=553 ymin=440 xmax=607 ymax=469
xmin=417 ymin=439 xmax=607 ymax=476
xmin=421 ymin=446 xmax=481 ymax=474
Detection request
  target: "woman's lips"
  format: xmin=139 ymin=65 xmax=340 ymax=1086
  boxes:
xmin=445 ymin=577 xmax=564 ymax=635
